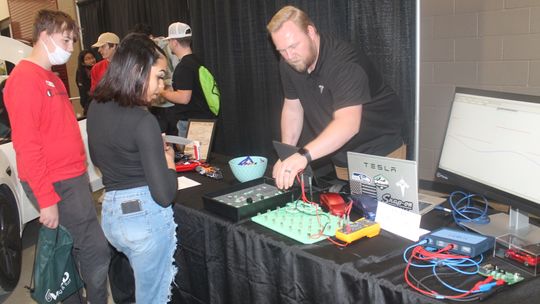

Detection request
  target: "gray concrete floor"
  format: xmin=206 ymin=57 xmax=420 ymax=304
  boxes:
xmin=0 ymin=191 xmax=113 ymax=304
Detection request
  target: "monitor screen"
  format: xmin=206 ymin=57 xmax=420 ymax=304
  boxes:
xmin=437 ymin=87 xmax=540 ymax=224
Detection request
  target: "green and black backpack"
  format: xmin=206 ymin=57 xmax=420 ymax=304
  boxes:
xmin=198 ymin=66 xmax=220 ymax=116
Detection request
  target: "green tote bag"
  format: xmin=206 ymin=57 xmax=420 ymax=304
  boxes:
xmin=29 ymin=225 xmax=84 ymax=304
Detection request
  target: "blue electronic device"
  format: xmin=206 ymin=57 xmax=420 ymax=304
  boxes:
xmin=420 ymin=228 xmax=494 ymax=257
xmin=349 ymin=193 xmax=378 ymax=221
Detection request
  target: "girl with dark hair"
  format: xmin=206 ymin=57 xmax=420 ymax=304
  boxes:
xmin=87 ymin=33 xmax=178 ymax=303
xmin=75 ymin=49 xmax=95 ymax=115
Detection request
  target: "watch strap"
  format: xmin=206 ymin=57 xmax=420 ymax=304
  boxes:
xmin=297 ymin=147 xmax=312 ymax=163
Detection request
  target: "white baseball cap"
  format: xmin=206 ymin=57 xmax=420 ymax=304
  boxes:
xmin=164 ymin=22 xmax=192 ymax=40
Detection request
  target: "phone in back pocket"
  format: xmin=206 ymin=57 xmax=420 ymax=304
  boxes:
xmin=121 ymin=200 xmax=142 ymax=214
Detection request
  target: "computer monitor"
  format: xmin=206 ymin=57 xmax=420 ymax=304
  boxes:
xmin=436 ymin=87 xmax=540 ymax=242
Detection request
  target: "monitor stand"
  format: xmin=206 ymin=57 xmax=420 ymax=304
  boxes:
xmin=463 ymin=208 xmax=540 ymax=243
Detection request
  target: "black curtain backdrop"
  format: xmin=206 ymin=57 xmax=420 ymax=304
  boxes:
xmin=77 ymin=0 xmax=190 ymax=50
xmin=77 ymin=0 xmax=415 ymax=161
xmin=188 ymin=0 xmax=415 ymax=161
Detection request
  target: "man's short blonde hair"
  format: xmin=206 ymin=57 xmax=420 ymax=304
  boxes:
xmin=266 ymin=5 xmax=315 ymax=34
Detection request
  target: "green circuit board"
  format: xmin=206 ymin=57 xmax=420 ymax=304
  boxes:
xmin=478 ymin=263 xmax=525 ymax=285
xmin=251 ymin=201 xmax=342 ymax=244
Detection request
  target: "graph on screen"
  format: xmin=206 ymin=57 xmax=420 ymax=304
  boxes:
xmin=439 ymin=92 xmax=540 ymax=204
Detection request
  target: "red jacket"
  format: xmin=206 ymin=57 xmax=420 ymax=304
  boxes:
xmin=4 ymin=60 xmax=87 ymax=208
xmin=90 ymin=59 xmax=109 ymax=92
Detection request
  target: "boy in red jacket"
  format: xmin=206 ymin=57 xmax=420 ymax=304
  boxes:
xmin=4 ymin=9 xmax=110 ymax=303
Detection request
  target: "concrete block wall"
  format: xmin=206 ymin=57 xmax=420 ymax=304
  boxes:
xmin=419 ymin=0 xmax=540 ymax=181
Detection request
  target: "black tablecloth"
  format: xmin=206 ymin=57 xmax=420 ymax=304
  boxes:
xmin=170 ymin=156 xmax=540 ymax=304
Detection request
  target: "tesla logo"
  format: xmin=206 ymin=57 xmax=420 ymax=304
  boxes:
xmin=363 ymin=162 xmax=397 ymax=172
xmin=396 ymin=178 xmax=409 ymax=196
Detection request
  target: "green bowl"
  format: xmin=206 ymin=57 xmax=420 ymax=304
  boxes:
xmin=228 ymin=156 xmax=268 ymax=182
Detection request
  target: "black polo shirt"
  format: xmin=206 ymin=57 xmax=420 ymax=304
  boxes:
xmin=279 ymin=33 xmax=404 ymax=166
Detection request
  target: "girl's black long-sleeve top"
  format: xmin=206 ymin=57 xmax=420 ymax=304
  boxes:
xmin=87 ymin=101 xmax=177 ymax=206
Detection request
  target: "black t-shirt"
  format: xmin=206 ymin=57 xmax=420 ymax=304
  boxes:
xmin=172 ymin=54 xmax=215 ymax=120
xmin=280 ymin=33 xmax=404 ymax=166
xmin=87 ymin=101 xmax=177 ymax=206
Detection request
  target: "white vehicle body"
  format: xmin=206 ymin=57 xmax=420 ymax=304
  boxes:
xmin=0 ymin=121 xmax=104 ymax=232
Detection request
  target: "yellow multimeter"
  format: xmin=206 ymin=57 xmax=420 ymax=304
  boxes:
xmin=335 ymin=218 xmax=381 ymax=243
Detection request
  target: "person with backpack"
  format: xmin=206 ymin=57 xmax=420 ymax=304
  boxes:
xmin=161 ymin=22 xmax=219 ymax=137
xmin=130 ymin=23 xmax=180 ymax=136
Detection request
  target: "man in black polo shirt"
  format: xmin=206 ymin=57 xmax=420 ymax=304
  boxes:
xmin=268 ymin=5 xmax=405 ymax=189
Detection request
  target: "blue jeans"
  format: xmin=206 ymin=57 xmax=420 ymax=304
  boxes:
xmin=101 ymin=186 xmax=177 ymax=304
xmin=177 ymin=119 xmax=189 ymax=138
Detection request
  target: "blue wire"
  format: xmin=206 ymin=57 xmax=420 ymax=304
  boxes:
xmin=448 ymin=191 xmax=490 ymax=227
xmin=403 ymin=240 xmax=428 ymax=264
xmin=442 ymin=256 xmax=482 ymax=275
xmin=432 ymin=267 xmax=469 ymax=293
xmin=432 ymin=267 xmax=482 ymax=294
xmin=428 ymin=256 xmax=481 ymax=293
xmin=404 ymin=243 xmax=484 ymax=294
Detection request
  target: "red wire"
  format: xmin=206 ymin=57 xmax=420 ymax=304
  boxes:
xmin=326 ymin=236 xmax=349 ymax=247
xmin=404 ymin=245 xmax=489 ymax=299
xmin=296 ymin=173 xmax=326 ymax=239
xmin=346 ymin=200 xmax=353 ymax=216
xmin=414 ymin=245 xmax=469 ymax=260
xmin=294 ymin=173 xmax=352 ymax=248
xmin=404 ymin=249 xmax=437 ymax=297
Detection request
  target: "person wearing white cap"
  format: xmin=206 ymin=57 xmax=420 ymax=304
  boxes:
xmin=90 ymin=32 xmax=120 ymax=92
xmin=130 ymin=23 xmax=180 ymax=136
xmin=161 ymin=22 xmax=216 ymax=138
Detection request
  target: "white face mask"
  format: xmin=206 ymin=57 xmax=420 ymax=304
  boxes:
xmin=41 ymin=36 xmax=72 ymax=65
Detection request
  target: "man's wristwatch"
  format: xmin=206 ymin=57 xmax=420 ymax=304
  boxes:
xmin=297 ymin=147 xmax=312 ymax=163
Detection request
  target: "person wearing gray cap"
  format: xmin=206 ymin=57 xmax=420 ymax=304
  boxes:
xmin=161 ymin=22 xmax=216 ymax=138
xmin=90 ymin=32 xmax=120 ymax=92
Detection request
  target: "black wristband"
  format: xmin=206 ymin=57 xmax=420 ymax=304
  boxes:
xmin=297 ymin=147 xmax=312 ymax=163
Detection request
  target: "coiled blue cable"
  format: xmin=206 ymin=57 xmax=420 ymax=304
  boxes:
xmin=448 ymin=191 xmax=490 ymax=227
